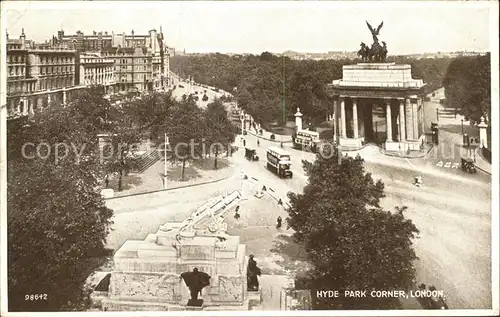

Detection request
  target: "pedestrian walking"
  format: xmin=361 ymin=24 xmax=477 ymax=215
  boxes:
xmin=243 ymin=139 xmax=246 ymax=147
xmin=234 ymin=210 xmax=240 ymax=220
xmin=257 ymin=139 xmax=260 ymax=147
xmin=280 ymin=142 xmax=283 ymax=148
xmin=276 ymin=216 xmax=282 ymax=229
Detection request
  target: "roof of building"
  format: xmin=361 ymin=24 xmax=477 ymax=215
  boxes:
xmin=101 ymin=46 xmax=149 ymax=55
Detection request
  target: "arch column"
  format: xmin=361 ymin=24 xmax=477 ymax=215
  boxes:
xmin=398 ymin=98 xmax=406 ymax=141
xmin=340 ymin=97 xmax=347 ymax=138
xmin=385 ymin=99 xmax=393 ymax=141
xmin=352 ymin=98 xmax=359 ymax=138
xmin=406 ymin=98 xmax=414 ymax=140
xmin=412 ymin=98 xmax=419 ymax=139
xmin=333 ymin=99 xmax=338 ymax=141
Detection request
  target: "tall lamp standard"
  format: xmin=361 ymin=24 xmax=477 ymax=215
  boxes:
xmin=461 ymin=118 xmax=464 ymax=135
xmin=467 ymin=132 xmax=471 ymax=156
xmin=163 ymin=133 xmax=169 ymax=189
xmin=240 ymin=111 xmax=245 ymax=137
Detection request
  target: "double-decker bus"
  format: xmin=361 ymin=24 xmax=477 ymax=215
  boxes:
xmin=266 ymin=147 xmax=293 ymax=178
xmin=292 ymin=129 xmax=320 ymax=152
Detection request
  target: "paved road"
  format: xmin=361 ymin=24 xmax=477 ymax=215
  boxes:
xmin=170 ymin=80 xmax=226 ymax=109
xmin=237 ymin=135 xmax=491 ymax=309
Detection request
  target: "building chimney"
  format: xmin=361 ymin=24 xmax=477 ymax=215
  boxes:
xmin=20 ymin=28 xmax=26 ymax=49
xmin=105 ymin=31 xmax=108 ymax=35
xmin=93 ymin=30 xmax=96 ymax=35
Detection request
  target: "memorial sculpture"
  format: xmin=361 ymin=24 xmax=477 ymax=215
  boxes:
xmin=94 ymin=190 xmax=259 ymax=311
xmin=357 ymin=21 xmax=388 ymax=62
xmin=180 ymin=268 xmax=211 ymax=306
xmin=246 ymin=254 xmax=262 ymax=291
xmin=329 ymin=21 xmax=427 ymax=153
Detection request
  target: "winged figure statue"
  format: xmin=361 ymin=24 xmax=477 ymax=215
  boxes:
xmin=366 ymin=20 xmax=384 ymax=45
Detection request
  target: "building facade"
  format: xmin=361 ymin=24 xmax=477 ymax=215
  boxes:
xmin=53 ymin=27 xmax=170 ymax=92
xmin=101 ymin=47 xmax=154 ymax=93
xmin=79 ymin=53 xmax=116 ymax=94
xmin=6 ymin=30 xmax=80 ymax=119
xmin=5 ymin=27 xmax=172 ymax=119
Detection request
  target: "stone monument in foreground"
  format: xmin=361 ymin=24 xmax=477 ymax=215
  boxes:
xmin=96 ymin=190 xmax=258 ymax=311
xmin=329 ymin=21 xmax=427 ymax=152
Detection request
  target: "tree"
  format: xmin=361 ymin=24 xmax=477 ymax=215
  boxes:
xmin=123 ymin=92 xmax=174 ymax=140
xmin=286 ymin=148 xmax=419 ymax=309
xmin=443 ymin=54 xmax=491 ymax=123
xmin=7 ymin=87 xmax=114 ymax=311
xmin=103 ymin=105 xmax=142 ymax=192
xmin=204 ymin=98 xmax=236 ymax=168
xmin=166 ymin=98 xmax=205 ymax=180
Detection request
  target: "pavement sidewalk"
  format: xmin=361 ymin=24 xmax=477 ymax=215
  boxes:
xmin=432 ymin=99 xmax=491 ymax=174
xmin=245 ymin=128 xmax=293 ymax=143
xmin=107 ymin=156 xmax=234 ymax=198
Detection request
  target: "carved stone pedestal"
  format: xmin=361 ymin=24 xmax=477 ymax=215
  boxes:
xmin=96 ymin=191 xmax=257 ymax=311
xmin=187 ymin=299 xmax=204 ymax=307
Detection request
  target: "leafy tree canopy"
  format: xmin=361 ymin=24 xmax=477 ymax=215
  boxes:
xmin=7 ymin=87 xmax=114 ymax=311
xmin=443 ymin=54 xmax=491 ymax=124
xmin=286 ymin=148 xmax=419 ymax=309
xmin=171 ymin=54 xmax=454 ymax=128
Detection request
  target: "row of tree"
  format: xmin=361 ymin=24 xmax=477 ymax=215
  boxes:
xmin=7 ymin=86 xmax=235 ymax=311
xmin=443 ymin=53 xmax=491 ymax=124
xmin=171 ymin=53 xmax=454 ymax=128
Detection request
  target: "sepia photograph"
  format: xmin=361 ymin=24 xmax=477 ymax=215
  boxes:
xmin=0 ymin=0 xmax=498 ymax=316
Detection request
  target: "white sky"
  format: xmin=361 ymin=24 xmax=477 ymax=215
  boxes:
xmin=2 ymin=1 xmax=497 ymax=54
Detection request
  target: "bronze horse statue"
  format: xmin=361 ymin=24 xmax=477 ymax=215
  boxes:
xmin=370 ymin=41 xmax=388 ymax=62
xmin=360 ymin=21 xmax=388 ymax=62
xmin=358 ymin=42 xmax=370 ymax=62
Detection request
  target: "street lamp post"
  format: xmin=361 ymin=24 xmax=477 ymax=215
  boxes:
xmin=163 ymin=133 xmax=169 ymax=189
xmin=436 ymin=108 xmax=439 ymax=122
xmin=467 ymin=133 xmax=471 ymax=156
xmin=240 ymin=111 xmax=245 ymax=138
xmin=464 ymin=132 xmax=468 ymax=156
xmin=461 ymin=119 xmax=464 ymax=135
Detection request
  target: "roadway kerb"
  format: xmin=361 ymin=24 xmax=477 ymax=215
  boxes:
xmin=104 ymin=173 xmax=232 ymax=201
xmin=380 ymin=143 xmax=434 ymax=159
xmin=246 ymin=130 xmax=293 ymax=143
